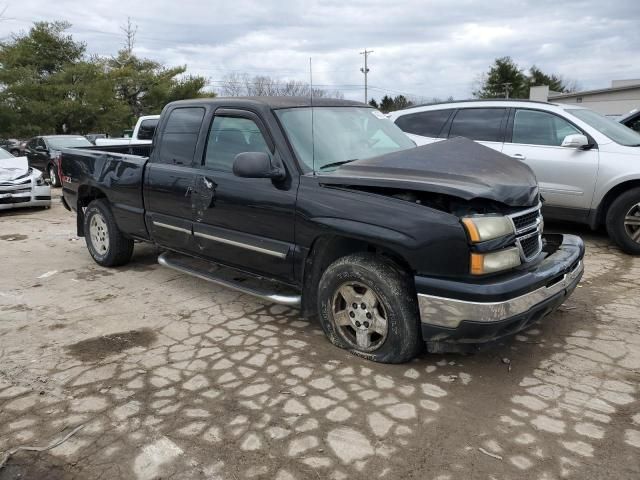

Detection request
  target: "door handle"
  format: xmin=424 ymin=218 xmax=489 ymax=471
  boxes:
xmin=511 ymin=153 xmax=527 ymax=161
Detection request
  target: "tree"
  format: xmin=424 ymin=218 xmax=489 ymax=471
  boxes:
xmin=374 ymin=95 xmax=414 ymax=113
xmin=474 ymin=57 xmax=579 ymax=99
xmin=218 ymin=73 xmax=343 ymax=99
xmin=473 ymin=56 xmax=528 ymax=99
xmin=368 ymin=98 xmax=379 ymax=108
xmin=378 ymin=95 xmax=394 ymax=113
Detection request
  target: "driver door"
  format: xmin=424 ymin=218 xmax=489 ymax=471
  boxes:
xmin=191 ymin=109 xmax=297 ymax=283
xmin=502 ymin=108 xmax=599 ymax=214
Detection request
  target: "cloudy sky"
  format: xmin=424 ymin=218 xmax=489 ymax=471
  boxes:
xmin=1 ymin=0 xmax=639 ymax=102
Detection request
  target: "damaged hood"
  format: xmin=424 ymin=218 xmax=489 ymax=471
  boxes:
xmin=318 ymin=137 xmax=539 ymax=207
xmin=0 ymin=156 xmax=30 ymax=182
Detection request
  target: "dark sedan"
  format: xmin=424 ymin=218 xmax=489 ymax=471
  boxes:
xmin=25 ymin=135 xmax=92 ymax=187
xmin=0 ymin=138 xmax=23 ymax=156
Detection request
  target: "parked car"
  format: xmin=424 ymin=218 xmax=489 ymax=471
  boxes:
xmin=0 ymin=138 xmax=23 ymax=156
xmin=25 ymin=135 xmax=93 ymax=187
xmin=620 ymin=109 xmax=640 ymax=133
xmin=95 ymin=115 xmax=160 ymax=146
xmin=85 ymin=133 xmax=108 ymax=145
xmin=60 ymin=97 xmax=584 ymax=363
xmin=389 ymin=100 xmax=640 ymax=254
xmin=0 ymin=147 xmax=51 ymax=210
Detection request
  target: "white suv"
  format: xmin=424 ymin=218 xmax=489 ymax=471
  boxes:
xmin=389 ymin=100 xmax=640 ymax=254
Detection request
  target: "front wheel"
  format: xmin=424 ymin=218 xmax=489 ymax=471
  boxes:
xmin=317 ymin=253 xmax=422 ymax=363
xmin=48 ymin=164 xmax=60 ymax=188
xmin=606 ymin=187 xmax=640 ymax=255
xmin=83 ymin=199 xmax=134 ymax=267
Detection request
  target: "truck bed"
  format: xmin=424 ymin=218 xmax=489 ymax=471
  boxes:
xmin=60 ymin=146 xmax=150 ymax=239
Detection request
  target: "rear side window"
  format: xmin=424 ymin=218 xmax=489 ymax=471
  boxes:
xmin=204 ymin=116 xmax=270 ymax=172
xmin=157 ymin=108 xmax=205 ymax=165
xmin=449 ymin=108 xmax=506 ymax=142
xmin=137 ymin=118 xmax=159 ymax=140
xmin=395 ymin=109 xmax=453 ymax=138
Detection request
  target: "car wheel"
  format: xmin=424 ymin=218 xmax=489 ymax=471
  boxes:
xmin=48 ymin=164 xmax=60 ymax=188
xmin=83 ymin=199 xmax=134 ymax=267
xmin=317 ymin=252 xmax=422 ymax=363
xmin=606 ymin=187 xmax=640 ymax=255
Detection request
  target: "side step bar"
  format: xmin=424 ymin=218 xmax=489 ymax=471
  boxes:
xmin=158 ymin=252 xmax=301 ymax=307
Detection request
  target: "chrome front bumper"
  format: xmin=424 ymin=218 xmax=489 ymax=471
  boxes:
xmin=417 ymin=259 xmax=583 ymax=330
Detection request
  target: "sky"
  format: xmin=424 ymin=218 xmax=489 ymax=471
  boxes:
xmin=1 ymin=0 xmax=639 ymax=102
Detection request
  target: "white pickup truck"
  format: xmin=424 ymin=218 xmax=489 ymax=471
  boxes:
xmin=95 ymin=115 xmax=159 ymax=146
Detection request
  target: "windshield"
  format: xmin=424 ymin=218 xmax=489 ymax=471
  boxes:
xmin=567 ymin=109 xmax=640 ymax=146
xmin=0 ymin=148 xmax=14 ymax=160
xmin=275 ymin=107 xmax=415 ymax=171
xmin=47 ymin=136 xmax=92 ymax=149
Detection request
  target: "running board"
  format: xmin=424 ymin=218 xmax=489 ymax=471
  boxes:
xmin=158 ymin=252 xmax=301 ymax=307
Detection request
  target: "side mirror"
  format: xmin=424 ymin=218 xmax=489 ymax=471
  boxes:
xmin=561 ymin=134 xmax=589 ymax=149
xmin=233 ymin=152 xmax=285 ymax=180
xmin=35 ymin=145 xmax=46 ymax=152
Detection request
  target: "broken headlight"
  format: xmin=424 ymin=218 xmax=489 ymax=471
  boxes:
xmin=35 ymin=174 xmax=45 ymax=186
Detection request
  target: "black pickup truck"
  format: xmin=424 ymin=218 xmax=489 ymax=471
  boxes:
xmin=61 ymin=97 xmax=584 ymax=363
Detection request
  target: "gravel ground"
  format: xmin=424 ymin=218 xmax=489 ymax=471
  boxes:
xmin=0 ymin=192 xmax=639 ymax=480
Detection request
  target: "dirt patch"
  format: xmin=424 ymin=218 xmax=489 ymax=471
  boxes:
xmin=65 ymin=328 xmax=157 ymax=362
xmin=49 ymin=323 xmax=66 ymax=330
xmin=74 ymin=268 xmax=114 ymax=281
xmin=0 ymin=234 xmax=28 ymax=241
xmin=93 ymin=294 xmax=116 ymax=303
xmin=0 ymin=451 xmax=70 ymax=480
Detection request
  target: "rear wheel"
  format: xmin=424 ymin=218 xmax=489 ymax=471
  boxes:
xmin=317 ymin=253 xmax=422 ymax=363
xmin=83 ymin=199 xmax=134 ymax=267
xmin=606 ymin=187 xmax=640 ymax=255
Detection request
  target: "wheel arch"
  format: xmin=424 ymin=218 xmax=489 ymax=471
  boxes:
xmin=300 ymin=234 xmax=413 ymax=318
xmin=593 ymin=179 xmax=640 ymax=228
xmin=75 ymin=185 xmax=108 ymax=236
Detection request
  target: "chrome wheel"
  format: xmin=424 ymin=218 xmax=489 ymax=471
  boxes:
xmin=332 ymin=281 xmax=388 ymax=352
xmin=89 ymin=213 xmax=110 ymax=256
xmin=49 ymin=166 xmax=57 ymax=186
xmin=624 ymin=202 xmax=640 ymax=243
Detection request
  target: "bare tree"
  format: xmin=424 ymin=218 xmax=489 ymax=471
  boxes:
xmin=120 ymin=17 xmax=138 ymax=55
xmin=218 ymin=73 xmax=343 ymax=99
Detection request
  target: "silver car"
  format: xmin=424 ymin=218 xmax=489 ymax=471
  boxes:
xmin=389 ymin=100 xmax=640 ymax=254
xmin=0 ymin=148 xmax=51 ymax=211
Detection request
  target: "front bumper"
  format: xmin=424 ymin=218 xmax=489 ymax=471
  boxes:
xmin=0 ymin=183 xmax=51 ymax=210
xmin=416 ymin=234 xmax=584 ymax=343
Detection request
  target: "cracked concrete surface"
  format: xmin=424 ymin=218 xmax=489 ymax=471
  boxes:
xmin=0 ymin=194 xmax=639 ymax=479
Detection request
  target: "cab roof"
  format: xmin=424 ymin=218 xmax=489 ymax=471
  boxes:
xmin=169 ymin=96 xmax=365 ymax=110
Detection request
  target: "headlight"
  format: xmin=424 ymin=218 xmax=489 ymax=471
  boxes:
xmin=470 ymin=247 xmax=521 ymax=275
xmin=35 ymin=175 xmax=45 ymax=186
xmin=461 ymin=215 xmax=515 ymax=242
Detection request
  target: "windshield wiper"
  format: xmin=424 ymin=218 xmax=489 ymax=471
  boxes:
xmin=318 ymin=159 xmax=358 ymax=170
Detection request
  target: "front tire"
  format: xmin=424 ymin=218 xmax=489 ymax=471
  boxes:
xmin=83 ymin=199 xmax=134 ymax=267
xmin=317 ymin=253 xmax=422 ymax=363
xmin=606 ymin=187 xmax=640 ymax=255
xmin=48 ymin=164 xmax=60 ymax=188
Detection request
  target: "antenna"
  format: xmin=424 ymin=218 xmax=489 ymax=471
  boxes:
xmin=310 ymin=57 xmax=316 ymax=175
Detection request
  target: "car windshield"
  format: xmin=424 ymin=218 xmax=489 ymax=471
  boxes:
xmin=46 ymin=136 xmax=92 ymax=149
xmin=0 ymin=148 xmax=14 ymax=160
xmin=275 ymin=107 xmax=415 ymax=171
xmin=567 ymin=108 xmax=640 ymax=146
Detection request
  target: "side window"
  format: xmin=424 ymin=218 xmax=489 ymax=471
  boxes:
xmin=512 ymin=110 xmax=581 ymax=146
xmin=204 ymin=116 xmax=270 ymax=172
xmin=449 ymin=108 xmax=506 ymax=142
xmin=157 ymin=107 xmax=205 ymax=165
xmin=137 ymin=118 xmax=159 ymax=141
xmin=27 ymin=138 xmax=37 ymax=149
xmin=395 ymin=109 xmax=453 ymax=138
xmin=37 ymin=138 xmax=46 ymax=149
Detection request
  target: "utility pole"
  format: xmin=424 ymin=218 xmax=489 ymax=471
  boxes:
xmin=501 ymin=82 xmax=512 ymax=99
xmin=360 ymin=49 xmax=373 ymax=104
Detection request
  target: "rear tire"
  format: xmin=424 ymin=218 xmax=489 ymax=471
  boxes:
xmin=606 ymin=187 xmax=640 ymax=255
xmin=83 ymin=199 xmax=134 ymax=267
xmin=317 ymin=253 xmax=422 ymax=363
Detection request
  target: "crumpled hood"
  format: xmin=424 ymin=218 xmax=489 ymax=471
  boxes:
xmin=318 ymin=137 xmax=539 ymax=207
xmin=0 ymin=156 xmax=30 ymax=182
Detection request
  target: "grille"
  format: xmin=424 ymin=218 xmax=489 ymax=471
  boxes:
xmin=0 ymin=196 xmax=30 ymax=204
xmin=509 ymin=205 xmax=541 ymax=233
xmin=519 ymin=232 xmax=542 ymax=260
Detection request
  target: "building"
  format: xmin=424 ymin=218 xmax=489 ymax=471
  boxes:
xmin=530 ymin=79 xmax=640 ymax=117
